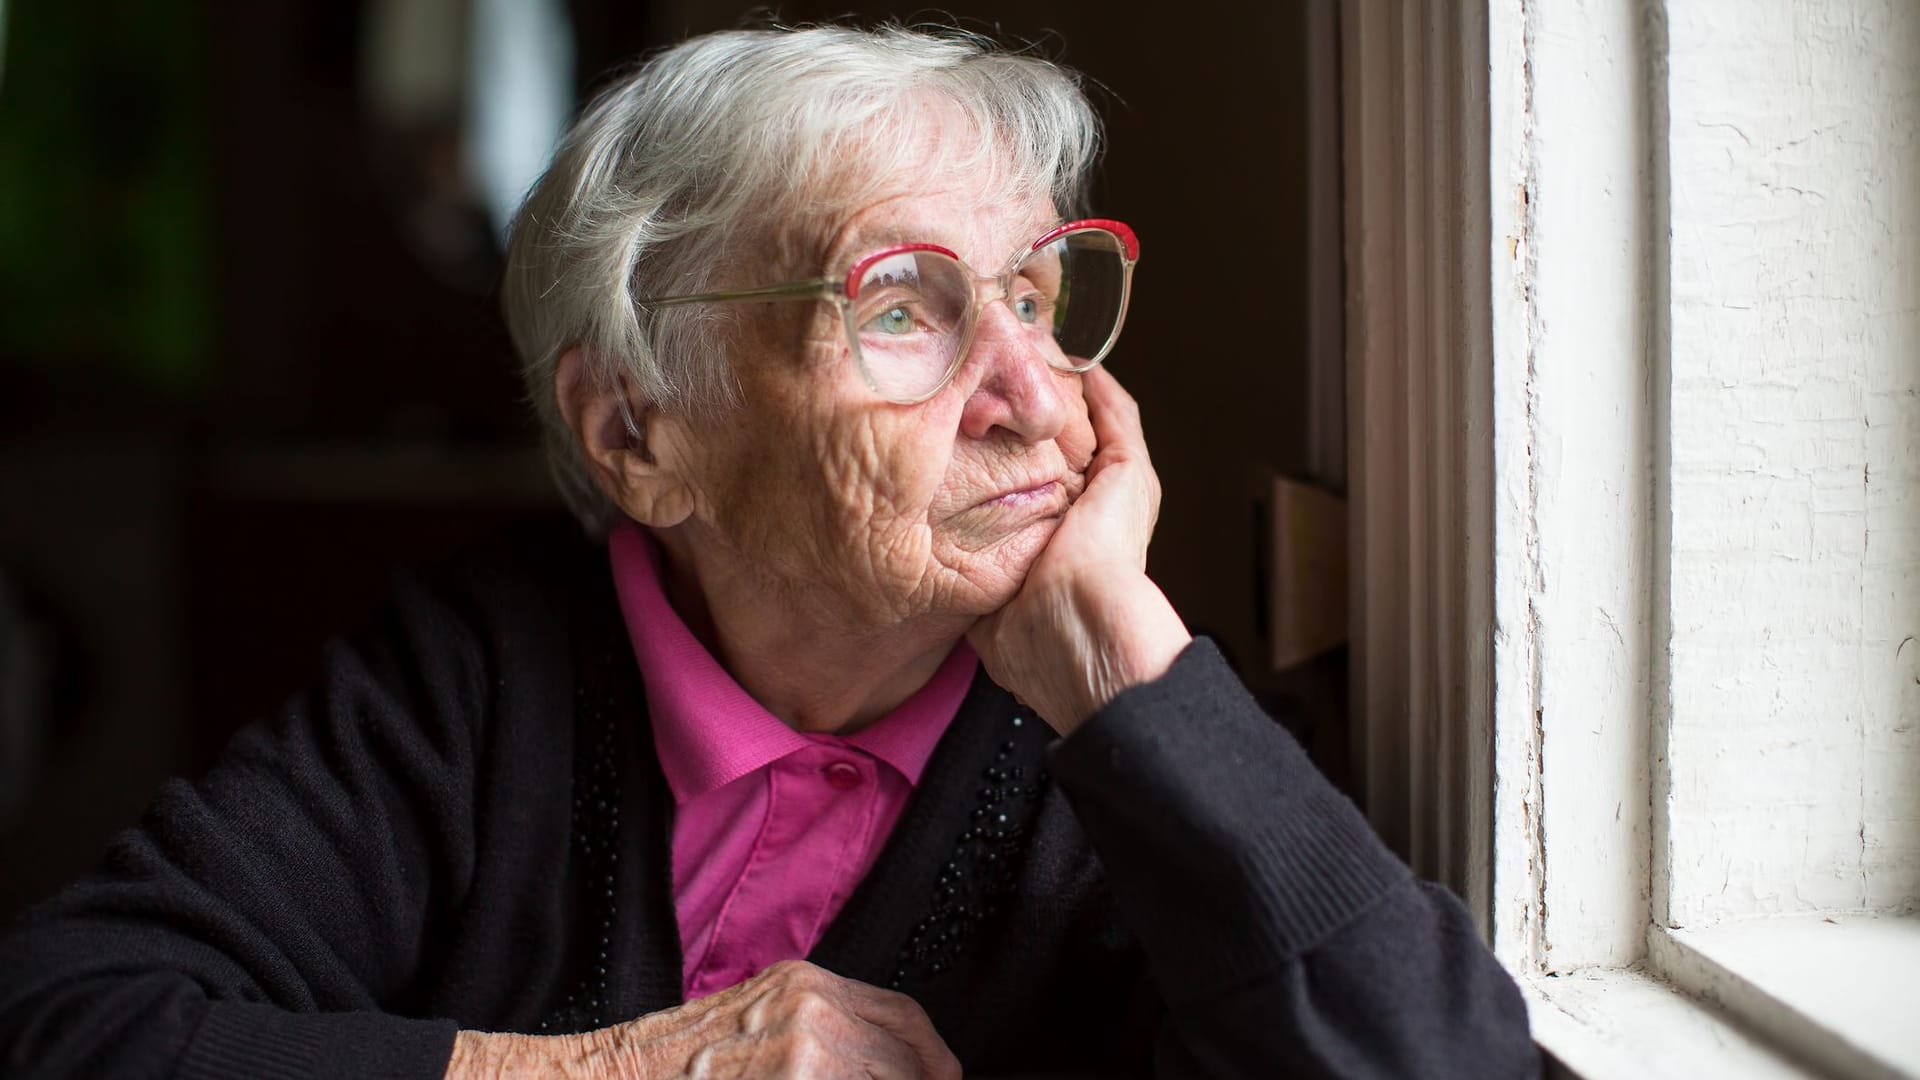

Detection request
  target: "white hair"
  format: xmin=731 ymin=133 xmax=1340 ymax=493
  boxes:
xmin=501 ymin=24 xmax=1105 ymax=533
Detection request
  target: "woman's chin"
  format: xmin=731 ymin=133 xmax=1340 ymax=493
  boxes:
xmin=933 ymin=514 xmax=1066 ymax=615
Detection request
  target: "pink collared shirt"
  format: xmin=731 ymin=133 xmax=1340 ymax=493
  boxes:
xmin=608 ymin=523 xmax=977 ymax=1000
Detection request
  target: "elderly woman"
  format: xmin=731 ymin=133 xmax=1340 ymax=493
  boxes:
xmin=0 ymin=25 xmax=1534 ymax=1079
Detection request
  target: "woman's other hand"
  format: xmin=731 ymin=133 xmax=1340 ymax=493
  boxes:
xmin=444 ymin=960 xmax=961 ymax=1079
xmin=966 ymin=367 xmax=1193 ymax=736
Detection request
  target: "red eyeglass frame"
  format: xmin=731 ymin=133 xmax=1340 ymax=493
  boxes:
xmin=635 ymin=218 xmax=1140 ymax=403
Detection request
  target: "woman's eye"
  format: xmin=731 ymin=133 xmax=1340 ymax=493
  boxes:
xmin=863 ymin=306 xmax=917 ymax=335
xmin=1013 ymin=292 xmax=1059 ymax=320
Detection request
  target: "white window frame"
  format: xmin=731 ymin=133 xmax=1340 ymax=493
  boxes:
xmin=1340 ymin=2 xmax=1918 ymax=1077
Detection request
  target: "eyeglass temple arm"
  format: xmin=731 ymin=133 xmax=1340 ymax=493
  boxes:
xmin=635 ymin=279 xmax=839 ymax=309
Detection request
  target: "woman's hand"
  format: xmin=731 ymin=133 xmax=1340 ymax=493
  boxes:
xmin=445 ymin=960 xmax=961 ymax=1079
xmin=966 ymin=367 xmax=1193 ymax=736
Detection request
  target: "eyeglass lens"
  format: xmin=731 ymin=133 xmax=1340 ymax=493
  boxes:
xmin=847 ymin=227 xmax=1131 ymax=403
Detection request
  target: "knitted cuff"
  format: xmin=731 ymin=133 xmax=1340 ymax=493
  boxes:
xmin=179 ymin=1002 xmax=458 ymax=1080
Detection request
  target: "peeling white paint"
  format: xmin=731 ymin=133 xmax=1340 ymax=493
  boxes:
xmin=1660 ymin=0 xmax=1920 ymax=928
xmin=1487 ymin=0 xmax=1543 ymax=972
xmin=1489 ymin=0 xmax=1658 ymax=973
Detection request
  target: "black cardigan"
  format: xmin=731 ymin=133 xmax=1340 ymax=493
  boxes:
xmin=0 ymin=518 xmax=1537 ymax=1078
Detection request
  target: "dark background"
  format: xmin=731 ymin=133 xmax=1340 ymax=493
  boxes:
xmin=0 ymin=0 xmax=1346 ymax=920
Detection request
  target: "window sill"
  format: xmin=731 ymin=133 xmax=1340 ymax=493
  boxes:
xmin=1523 ymin=967 xmax=1813 ymax=1080
xmin=1651 ymin=914 xmax=1920 ymax=1080
xmin=1526 ymin=914 xmax=1920 ymax=1080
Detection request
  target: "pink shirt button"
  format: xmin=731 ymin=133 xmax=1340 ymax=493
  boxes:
xmin=823 ymin=761 xmax=863 ymax=791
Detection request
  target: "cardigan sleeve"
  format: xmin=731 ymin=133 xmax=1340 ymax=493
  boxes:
xmin=0 ymin=571 xmax=480 ymax=1079
xmin=1046 ymin=638 xmax=1539 ymax=1079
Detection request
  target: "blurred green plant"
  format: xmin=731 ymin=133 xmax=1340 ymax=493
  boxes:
xmin=0 ymin=0 xmax=211 ymax=394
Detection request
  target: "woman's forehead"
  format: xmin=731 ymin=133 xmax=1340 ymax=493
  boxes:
xmin=817 ymin=188 xmax=1060 ymax=269
xmin=768 ymin=97 xmax=1065 ymax=272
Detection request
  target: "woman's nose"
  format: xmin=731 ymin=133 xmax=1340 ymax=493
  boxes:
xmin=956 ymin=301 xmax=1074 ymax=443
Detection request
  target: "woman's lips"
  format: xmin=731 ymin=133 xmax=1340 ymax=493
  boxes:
xmin=980 ymin=480 xmax=1066 ymax=510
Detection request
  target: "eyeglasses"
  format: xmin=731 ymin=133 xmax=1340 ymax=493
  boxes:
xmin=635 ymin=219 xmax=1139 ymax=404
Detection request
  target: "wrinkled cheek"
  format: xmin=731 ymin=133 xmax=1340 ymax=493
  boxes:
xmin=859 ymin=480 xmax=951 ymax=592
xmin=855 ymin=478 xmax=937 ymax=557
xmin=813 ymin=402 xmax=956 ymax=597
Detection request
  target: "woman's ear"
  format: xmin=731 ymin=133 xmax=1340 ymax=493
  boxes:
xmin=554 ymin=347 xmax=696 ymax=528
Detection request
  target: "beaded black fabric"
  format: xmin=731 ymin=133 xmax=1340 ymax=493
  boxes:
xmin=888 ymin=714 xmax=1049 ymax=989
xmin=537 ymin=670 xmax=624 ymax=1034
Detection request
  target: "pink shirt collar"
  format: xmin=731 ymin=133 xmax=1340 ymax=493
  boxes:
xmin=607 ymin=521 xmax=976 ymax=804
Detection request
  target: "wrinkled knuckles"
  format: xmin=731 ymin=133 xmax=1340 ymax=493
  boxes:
xmin=761 ymin=958 xmax=820 ymax=984
xmin=898 ymin=995 xmax=937 ymax=1027
xmin=776 ymin=1032 xmax=834 ymax=1077
xmin=684 ymin=1039 xmax=729 ymax=1079
xmin=782 ymin=988 xmax=851 ymax=1039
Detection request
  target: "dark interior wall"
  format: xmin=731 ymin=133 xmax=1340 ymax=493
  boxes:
xmin=0 ymin=1 xmax=1339 ymax=920
xmin=0 ymin=0 xmax=554 ymax=918
xmin=201 ymin=2 xmax=527 ymax=437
